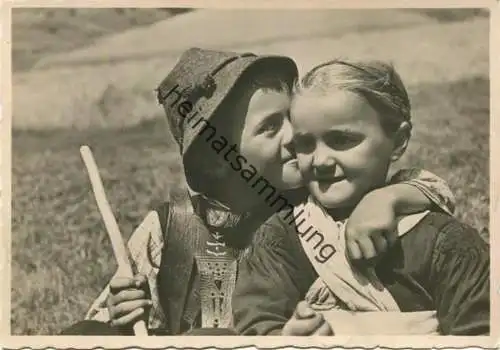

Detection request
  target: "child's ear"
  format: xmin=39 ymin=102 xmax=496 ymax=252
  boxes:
xmin=391 ymin=121 xmax=412 ymax=162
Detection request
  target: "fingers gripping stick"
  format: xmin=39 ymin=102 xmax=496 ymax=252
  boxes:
xmin=80 ymin=145 xmax=148 ymax=336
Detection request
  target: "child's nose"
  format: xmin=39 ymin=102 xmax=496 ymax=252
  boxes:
xmin=312 ymin=143 xmax=336 ymax=169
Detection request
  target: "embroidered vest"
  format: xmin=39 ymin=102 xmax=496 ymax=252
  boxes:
xmin=156 ymin=194 xmax=239 ymax=334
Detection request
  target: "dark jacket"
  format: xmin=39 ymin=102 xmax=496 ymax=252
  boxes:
xmin=154 ymin=189 xmax=308 ymax=334
xmin=232 ymin=211 xmax=490 ymax=336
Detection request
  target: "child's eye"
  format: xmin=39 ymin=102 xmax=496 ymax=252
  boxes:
xmin=293 ymin=134 xmax=315 ymax=154
xmin=325 ymin=132 xmax=363 ymax=150
xmin=257 ymin=114 xmax=283 ymax=134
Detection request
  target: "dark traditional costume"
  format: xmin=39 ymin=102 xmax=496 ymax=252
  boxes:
xmin=232 ymin=206 xmax=489 ymax=335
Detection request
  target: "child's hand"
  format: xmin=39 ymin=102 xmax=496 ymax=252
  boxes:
xmin=281 ymin=301 xmax=333 ymax=335
xmin=345 ymin=188 xmax=399 ymax=264
xmin=107 ymin=274 xmax=152 ymax=327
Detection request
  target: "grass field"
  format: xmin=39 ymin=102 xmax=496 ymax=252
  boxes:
xmin=11 ymin=8 xmax=191 ymax=72
xmin=10 ymin=8 xmax=490 ymax=335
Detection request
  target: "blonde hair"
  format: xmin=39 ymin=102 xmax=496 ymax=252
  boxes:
xmin=294 ymin=59 xmax=411 ymax=134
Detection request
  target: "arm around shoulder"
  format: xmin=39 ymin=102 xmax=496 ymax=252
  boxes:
xmin=389 ymin=168 xmax=456 ymax=215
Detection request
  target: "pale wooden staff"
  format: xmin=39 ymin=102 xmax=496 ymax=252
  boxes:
xmin=80 ymin=145 xmax=148 ymax=336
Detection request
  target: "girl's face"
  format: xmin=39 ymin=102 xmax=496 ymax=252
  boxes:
xmin=290 ymin=90 xmax=398 ymax=209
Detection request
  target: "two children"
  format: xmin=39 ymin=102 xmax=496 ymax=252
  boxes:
xmin=63 ymin=49 xmax=458 ymax=336
xmin=232 ymin=59 xmax=489 ymax=336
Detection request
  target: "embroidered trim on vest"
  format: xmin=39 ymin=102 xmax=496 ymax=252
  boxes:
xmin=195 ymin=254 xmax=237 ymax=328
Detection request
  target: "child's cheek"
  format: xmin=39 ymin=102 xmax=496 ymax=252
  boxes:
xmin=343 ymin=141 xmax=389 ymax=180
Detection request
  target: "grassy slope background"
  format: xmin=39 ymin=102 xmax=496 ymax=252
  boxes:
xmin=12 ymin=8 xmax=192 ymax=71
xmin=11 ymin=8 xmax=489 ymax=334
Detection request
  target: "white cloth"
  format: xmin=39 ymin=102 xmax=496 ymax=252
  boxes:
xmin=85 ymin=211 xmax=167 ymax=329
xmin=295 ymin=196 xmax=437 ymax=334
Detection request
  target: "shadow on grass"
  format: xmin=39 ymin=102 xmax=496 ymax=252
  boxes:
xmin=414 ymin=8 xmax=489 ymax=22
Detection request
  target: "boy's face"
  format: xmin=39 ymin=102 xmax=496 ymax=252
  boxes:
xmin=290 ymin=90 xmax=397 ymax=209
xmin=230 ymin=87 xmax=303 ymax=190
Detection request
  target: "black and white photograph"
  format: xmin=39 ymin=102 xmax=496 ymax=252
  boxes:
xmin=2 ymin=2 xmax=497 ymax=347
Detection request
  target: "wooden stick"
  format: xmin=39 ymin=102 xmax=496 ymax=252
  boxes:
xmin=80 ymin=145 xmax=148 ymax=336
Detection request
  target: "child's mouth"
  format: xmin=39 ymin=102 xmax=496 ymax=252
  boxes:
xmin=316 ymin=175 xmax=346 ymax=185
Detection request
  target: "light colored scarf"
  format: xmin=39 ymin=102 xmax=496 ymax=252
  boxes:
xmin=295 ymin=196 xmax=439 ymax=334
